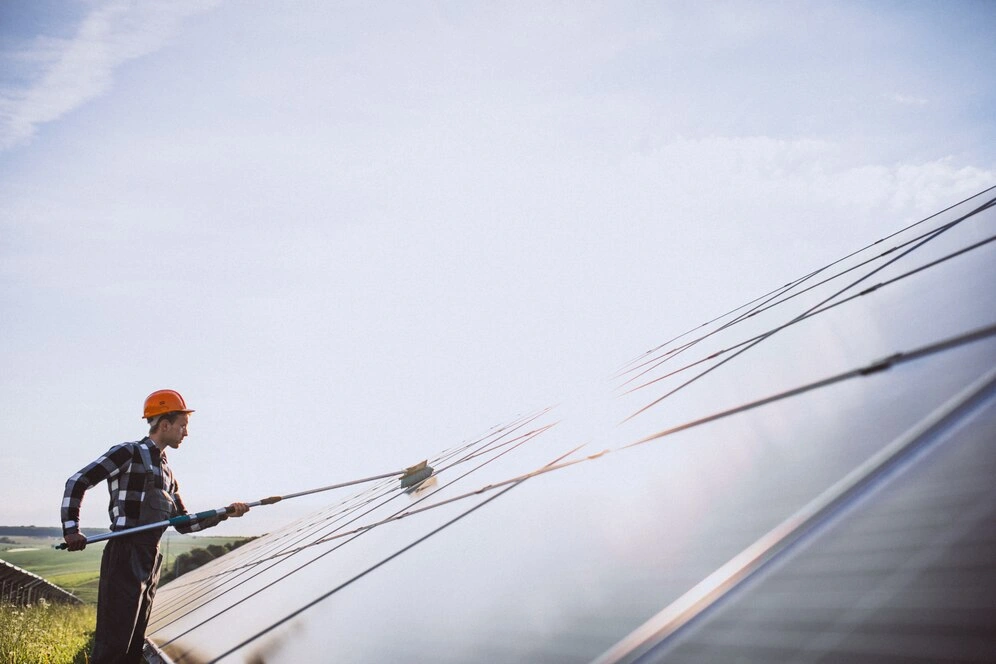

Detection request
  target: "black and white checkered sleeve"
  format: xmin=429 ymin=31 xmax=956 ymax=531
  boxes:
xmin=61 ymin=444 xmax=133 ymax=536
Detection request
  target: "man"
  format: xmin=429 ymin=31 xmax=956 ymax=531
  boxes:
xmin=62 ymin=389 xmax=250 ymax=664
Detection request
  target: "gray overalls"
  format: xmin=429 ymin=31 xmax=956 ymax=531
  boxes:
xmin=91 ymin=442 xmax=177 ymax=664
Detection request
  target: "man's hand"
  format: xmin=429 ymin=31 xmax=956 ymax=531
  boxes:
xmin=64 ymin=533 xmax=87 ymax=551
xmin=226 ymin=502 xmax=250 ymax=518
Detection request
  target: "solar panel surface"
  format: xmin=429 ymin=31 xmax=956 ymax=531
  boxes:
xmin=145 ymin=188 xmax=996 ymax=663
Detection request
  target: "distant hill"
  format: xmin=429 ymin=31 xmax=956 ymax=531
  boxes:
xmin=0 ymin=526 xmax=105 ymax=537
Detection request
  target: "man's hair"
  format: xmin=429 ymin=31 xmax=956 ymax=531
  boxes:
xmin=148 ymin=411 xmax=185 ymax=433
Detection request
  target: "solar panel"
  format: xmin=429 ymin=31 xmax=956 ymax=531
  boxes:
xmin=1 ymin=559 xmax=83 ymax=606
xmin=615 ymin=371 xmax=996 ymax=663
xmin=144 ymin=187 xmax=996 ymax=663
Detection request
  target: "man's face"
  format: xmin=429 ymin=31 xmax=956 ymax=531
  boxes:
xmin=161 ymin=413 xmax=189 ymax=449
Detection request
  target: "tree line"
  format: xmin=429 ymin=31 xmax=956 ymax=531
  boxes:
xmin=160 ymin=537 xmax=257 ymax=583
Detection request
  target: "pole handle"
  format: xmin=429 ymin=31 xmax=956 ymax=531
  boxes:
xmin=53 ymin=513 xmax=191 ymax=550
xmin=54 ymin=464 xmax=420 ymax=550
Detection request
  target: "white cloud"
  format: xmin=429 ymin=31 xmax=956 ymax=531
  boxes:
xmin=0 ymin=0 xmax=220 ymax=151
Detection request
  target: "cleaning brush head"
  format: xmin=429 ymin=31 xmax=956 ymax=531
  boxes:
xmin=399 ymin=461 xmax=434 ymax=488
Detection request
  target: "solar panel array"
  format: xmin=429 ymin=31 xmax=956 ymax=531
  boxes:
xmin=145 ymin=187 xmax=996 ymax=663
xmin=1 ymin=559 xmax=83 ymax=606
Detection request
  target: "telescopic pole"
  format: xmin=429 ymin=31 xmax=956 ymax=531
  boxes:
xmin=55 ymin=461 xmax=433 ymax=550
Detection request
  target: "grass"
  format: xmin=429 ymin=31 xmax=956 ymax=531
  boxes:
xmin=0 ymin=601 xmax=96 ymax=664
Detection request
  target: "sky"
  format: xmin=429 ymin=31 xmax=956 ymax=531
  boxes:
xmin=1 ymin=1 xmax=994 ymax=536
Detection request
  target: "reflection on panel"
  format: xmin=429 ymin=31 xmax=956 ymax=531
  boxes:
xmin=145 ymin=188 xmax=996 ymax=663
xmin=621 ymin=372 xmax=996 ymax=663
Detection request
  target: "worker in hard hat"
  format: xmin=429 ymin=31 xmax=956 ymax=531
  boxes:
xmin=60 ymin=389 xmax=250 ymax=664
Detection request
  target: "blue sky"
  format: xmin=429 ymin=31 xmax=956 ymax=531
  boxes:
xmin=1 ymin=1 xmax=994 ymax=535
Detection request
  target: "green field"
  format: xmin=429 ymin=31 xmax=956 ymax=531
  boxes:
xmin=0 ymin=533 xmax=248 ymax=604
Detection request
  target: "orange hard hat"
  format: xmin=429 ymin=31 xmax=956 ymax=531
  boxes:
xmin=142 ymin=389 xmax=195 ymax=419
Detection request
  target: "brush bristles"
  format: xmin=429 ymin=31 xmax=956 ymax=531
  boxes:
xmin=399 ymin=466 xmax=434 ymax=488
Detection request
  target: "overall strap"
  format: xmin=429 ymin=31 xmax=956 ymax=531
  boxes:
xmin=135 ymin=440 xmax=159 ymax=486
xmin=134 ymin=440 xmax=178 ymax=524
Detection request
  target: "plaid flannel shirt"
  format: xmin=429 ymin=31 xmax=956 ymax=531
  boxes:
xmin=62 ymin=438 xmax=222 ymax=536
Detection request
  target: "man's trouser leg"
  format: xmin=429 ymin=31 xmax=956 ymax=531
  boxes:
xmin=90 ymin=534 xmax=163 ymax=664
